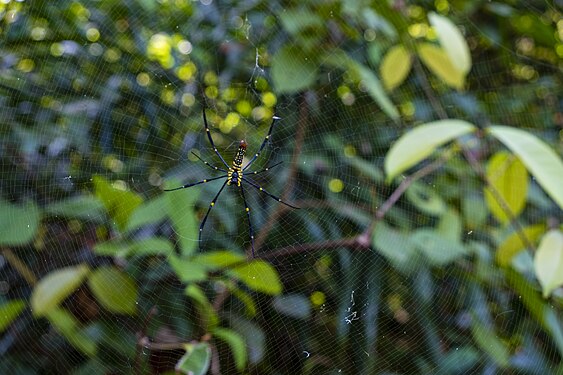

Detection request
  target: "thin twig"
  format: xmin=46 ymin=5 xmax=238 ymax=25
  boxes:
xmin=1 ymin=248 xmax=37 ymax=286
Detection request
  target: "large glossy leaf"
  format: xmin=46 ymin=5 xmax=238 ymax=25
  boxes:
xmin=125 ymin=195 xmax=168 ymax=232
xmin=31 ymin=264 xmax=90 ymax=316
xmin=428 ymin=12 xmax=472 ymax=74
xmin=0 ymin=300 xmax=26 ymax=333
xmin=484 ymin=151 xmax=529 ymax=224
xmin=470 ymin=315 xmax=510 ymax=367
xmin=534 ymin=229 xmax=563 ymax=298
xmin=228 ymin=260 xmax=282 ymax=295
xmin=176 ymin=343 xmax=211 ymax=375
xmin=417 ymin=43 xmax=466 ymax=90
xmin=87 ymin=266 xmax=138 ymax=315
xmin=496 ymin=224 xmax=546 ymax=267
xmin=212 ymin=327 xmax=247 ymax=371
xmin=380 ymin=44 xmax=412 ymax=91
xmin=192 ymin=250 xmax=246 ymax=270
xmin=93 ymin=176 xmax=143 ymax=231
xmin=384 ymin=120 xmax=475 ymax=181
xmin=165 ymin=180 xmax=200 ymax=257
xmin=45 ymin=195 xmax=105 ymax=221
xmin=271 ymin=45 xmax=317 ymax=94
xmin=488 ymin=126 xmax=563 ymax=209
xmin=46 ymin=308 xmax=97 ymax=357
xmin=168 ymin=255 xmax=209 ymax=283
xmin=0 ymin=200 xmax=41 ymax=246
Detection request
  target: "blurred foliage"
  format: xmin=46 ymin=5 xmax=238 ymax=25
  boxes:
xmin=0 ymin=0 xmax=562 ymax=374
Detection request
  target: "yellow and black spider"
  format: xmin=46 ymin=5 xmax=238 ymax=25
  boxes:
xmin=165 ymin=108 xmax=299 ymax=256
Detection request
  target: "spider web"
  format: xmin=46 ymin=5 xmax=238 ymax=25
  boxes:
xmin=0 ymin=1 xmax=561 ymax=374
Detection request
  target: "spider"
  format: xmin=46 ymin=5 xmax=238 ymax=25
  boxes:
xmin=165 ymin=108 xmax=299 ymax=257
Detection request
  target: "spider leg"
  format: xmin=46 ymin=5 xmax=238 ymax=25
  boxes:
xmin=198 ymin=180 xmax=228 ymax=250
xmin=191 ymin=151 xmax=228 ymax=172
xmin=239 ymin=185 xmax=255 ymax=257
xmin=202 ymin=108 xmax=230 ymax=169
xmin=164 ymin=175 xmax=227 ymax=191
xmin=243 ymin=115 xmax=280 ymax=171
xmin=242 ymin=177 xmax=300 ymax=209
xmin=247 ymin=161 xmax=283 ymax=176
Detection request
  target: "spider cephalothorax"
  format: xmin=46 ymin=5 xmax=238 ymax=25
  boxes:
xmin=165 ymin=109 xmax=299 ymax=257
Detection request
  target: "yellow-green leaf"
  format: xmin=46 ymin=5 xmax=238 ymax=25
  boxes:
xmin=488 ymin=126 xmax=563 ymax=209
xmin=380 ymin=44 xmax=412 ymax=91
xmin=534 ymin=229 xmax=563 ymax=298
xmin=46 ymin=308 xmax=97 ymax=357
xmin=496 ymin=224 xmax=546 ymax=267
xmin=418 ymin=43 xmax=466 ymax=90
xmin=0 ymin=300 xmax=26 ymax=333
xmin=385 ymin=119 xmax=475 ymax=181
xmin=484 ymin=151 xmax=528 ymax=224
xmin=93 ymin=176 xmax=143 ymax=231
xmin=212 ymin=327 xmax=247 ymax=371
xmin=31 ymin=264 xmax=90 ymax=316
xmin=228 ymin=260 xmax=282 ymax=295
xmin=176 ymin=343 xmax=211 ymax=375
xmin=88 ymin=266 xmax=138 ymax=315
xmin=165 ymin=179 xmax=200 ymax=256
xmin=428 ymin=12 xmax=472 ymax=74
xmin=192 ymin=250 xmax=246 ymax=270
xmin=169 ymin=255 xmax=209 ymax=283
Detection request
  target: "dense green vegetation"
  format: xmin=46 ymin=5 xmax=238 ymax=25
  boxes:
xmin=0 ymin=1 xmax=562 ymax=374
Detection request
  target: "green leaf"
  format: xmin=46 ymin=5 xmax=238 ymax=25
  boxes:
xmin=94 ymin=237 xmax=175 ymax=257
xmin=380 ymin=44 xmax=412 ymax=91
xmin=126 ymin=195 xmax=168 ymax=232
xmin=272 ymin=293 xmax=311 ymax=319
xmin=0 ymin=300 xmax=26 ymax=333
xmin=0 ymin=200 xmax=41 ymax=246
xmin=428 ymin=12 xmax=472 ymax=74
xmin=87 ymin=266 xmax=137 ymax=315
xmin=488 ymin=125 xmax=563 ymax=209
xmin=405 ymin=182 xmax=447 ymax=216
xmin=185 ymin=284 xmax=219 ymax=329
xmin=192 ymin=250 xmax=246 ymax=270
xmin=484 ymin=151 xmax=528 ymax=224
xmin=165 ymin=180 xmax=200 ymax=256
xmin=176 ymin=343 xmax=211 ymax=375
xmin=417 ymin=43 xmax=466 ymax=90
xmin=46 ymin=308 xmax=97 ymax=357
xmin=534 ymin=229 xmax=563 ymax=298
xmin=168 ymin=255 xmax=209 ymax=283
xmin=212 ymin=327 xmax=247 ymax=371
xmin=31 ymin=264 xmax=90 ymax=316
xmin=230 ymin=317 xmax=266 ymax=364
xmin=45 ymin=195 xmax=105 ymax=221
xmin=384 ymin=119 xmax=475 ymax=181
xmin=229 ymin=285 xmax=257 ymax=317
xmin=470 ymin=315 xmax=510 ymax=368
xmin=496 ymin=224 xmax=546 ymax=267
xmin=228 ymin=260 xmax=282 ymax=295
xmin=279 ymin=10 xmax=323 ymax=36
xmin=462 ymin=194 xmax=487 ymax=230
xmin=271 ymin=45 xmax=317 ymax=94
xmin=93 ymin=176 xmax=143 ymax=231
xmin=412 ymin=229 xmax=467 ymax=266
xmin=372 ymin=222 xmax=417 ymax=274
xmin=437 ymin=208 xmax=462 ymax=243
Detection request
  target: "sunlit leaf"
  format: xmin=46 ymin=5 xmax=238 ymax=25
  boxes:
xmin=31 ymin=264 xmax=90 ymax=316
xmin=484 ymin=151 xmax=528 ymax=224
xmin=192 ymin=250 xmax=246 ymax=270
xmin=176 ymin=342 xmax=211 ymax=375
xmin=384 ymin=119 xmax=475 ymax=181
xmin=169 ymin=255 xmax=209 ymax=283
xmin=488 ymin=126 xmax=563 ymax=209
xmin=428 ymin=12 xmax=472 ymax=74
xmin=534 ymin=230 xmax=563 ymax=298
xmin=272 ymin=45 xmax=317 ymax=94
xmin=418 ymin=43 xmax=466 ymax=90
xmin=46 ymin=308 xmax=97 ymax=357
xmin=165 ymin=180 xmax=200 ymax=256
xmin=126 ymin=195 xmax=168 ymax=232
xmin=228 ymin=260 xmax=282 ymax=295
xmin=212 ymin=327 xmax=247 ymax=371
xmin=88 ymin=266 xmax=138 ymax=315
xmin=94 ymin=237 xmax=175 ymax=257
xmin=496 ymin=224 xmax=546 ymax=267
xmin=470 ymin=314 xmax=510 ymax=367
xmin=0 ymin=200 xmax=40 ymax=246
xmin=380 ymin=44 xmax=412 ymax=91
xmin=93 ymin=176 xmax=143 ymax=231
xmin=0 ymin=300 xmax=26 ymax=333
